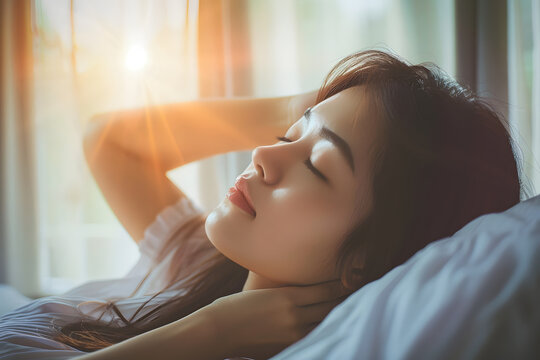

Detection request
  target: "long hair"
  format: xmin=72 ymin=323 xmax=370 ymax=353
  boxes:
xmin=53 ymin=49 xmax=524 ymax=351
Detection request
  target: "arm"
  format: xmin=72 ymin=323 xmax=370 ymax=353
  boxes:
xmin=83 ymin=91 xmax=316 ymax=243
xmin=85 ymin=90 xmax=318 ymax=171
xmin=73 ymin=279 xmax=350 ymax=360
xmin=74 ymin=308 xmax=224 ymax=360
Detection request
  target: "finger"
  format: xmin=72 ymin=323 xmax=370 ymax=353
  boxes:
xmin=289 ymin=279 xmax=351 ymax=306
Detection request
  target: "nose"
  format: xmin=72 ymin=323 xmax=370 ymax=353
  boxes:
xmin=251 ymin=142 xmax=295 ymax=185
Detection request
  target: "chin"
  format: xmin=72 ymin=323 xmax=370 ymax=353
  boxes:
xmin=204 ymin=210 xmax=236 ymax=256
xmin=204 ymin=209 xmax=221 ymax=247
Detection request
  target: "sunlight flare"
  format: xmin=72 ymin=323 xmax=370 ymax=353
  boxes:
xmin=125 ymin=44 xmax=148 ymax=71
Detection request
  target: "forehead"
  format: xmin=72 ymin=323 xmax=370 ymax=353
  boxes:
xmin=296 ymin=86 xmax=382 ymax=176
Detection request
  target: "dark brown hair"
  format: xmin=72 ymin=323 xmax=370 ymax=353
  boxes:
xmin=52 ymin=49 xmax=524 ymax=352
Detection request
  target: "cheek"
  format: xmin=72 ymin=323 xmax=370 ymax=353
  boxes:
xmin=204 ymin=186 xmax=352 ymax=285
xmin=255 ymin=225 xmax=341 ymax=284
xmin=263 ymin=186 xmax=329 ymax=226
xmin=245 ymin=190 xmax=346 ymax=283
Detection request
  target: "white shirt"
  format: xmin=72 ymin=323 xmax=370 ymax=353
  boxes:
xmin=0 ymin=196 xmax=217 ymax=359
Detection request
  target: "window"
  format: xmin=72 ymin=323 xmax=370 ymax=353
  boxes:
xmin=32 ymin=0 xmax=199 ymax=294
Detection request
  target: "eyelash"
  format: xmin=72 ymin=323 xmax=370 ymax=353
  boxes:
xmin=275 ymin=136 xmax=329 ymax=183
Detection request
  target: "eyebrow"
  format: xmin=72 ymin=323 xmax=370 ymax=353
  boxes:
xmin=303 ymin=107 xmax=355 ymax=174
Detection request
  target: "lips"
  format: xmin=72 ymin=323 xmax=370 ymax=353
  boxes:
xmin=226 ymin=176 xmax=256 ymax=217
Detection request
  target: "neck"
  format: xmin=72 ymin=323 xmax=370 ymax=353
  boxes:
xmin=242 ymin=271 xmax=286 ymax=291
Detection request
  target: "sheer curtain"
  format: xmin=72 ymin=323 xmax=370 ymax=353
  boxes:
xmin=1 ymin=0 xmax=538 ymax=298
xmin=0 ymin=0 xmax=39 ymax=296
xmin=30 ymin=0 xmax=201 ymax=296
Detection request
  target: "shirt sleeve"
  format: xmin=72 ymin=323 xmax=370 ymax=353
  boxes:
xmin=65 ymin=196 xmax=208 ymax=298
xmin=124 ymin=195 xmax=210 ymax=294
xmin=0 ymin=197 xmax=210 ymax=359
xmin=137 ymin=196 xmax=206 ymax=264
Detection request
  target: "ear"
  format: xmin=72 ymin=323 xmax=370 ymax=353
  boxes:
xmin=351 ymin=250 xmax=365 ymax=270
xmin=339 ymin=251 xmax=366 ymax=290
xmin=349 ymin=253 xmax=365 ymax=285
xmin=342 ymin=266 xmax=364 ymax=291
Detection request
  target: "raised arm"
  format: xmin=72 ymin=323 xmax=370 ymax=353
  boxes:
xmin=85 ymin=90 xmax=318 ymax=171
xmin=83 ymin=91 xmax=317 ymax=243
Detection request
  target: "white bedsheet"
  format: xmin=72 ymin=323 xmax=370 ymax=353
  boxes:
xmin=271 ymin=194 xmax=540 ymax=360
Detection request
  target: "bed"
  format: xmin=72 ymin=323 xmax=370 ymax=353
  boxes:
xmin=1 ymin=194 xmax=539 ymax=359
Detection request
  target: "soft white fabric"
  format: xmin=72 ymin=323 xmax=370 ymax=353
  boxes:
xmin=0 ymin=196 xmax=208 ymax=359
xmin=0 ymin=285 xmax=31 ymax=317
xmin=271 ymin=194 xmax=540 ymax=360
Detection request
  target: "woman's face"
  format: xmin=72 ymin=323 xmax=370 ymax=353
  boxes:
xmin=205 ymin=86 xmax=382 ymax=287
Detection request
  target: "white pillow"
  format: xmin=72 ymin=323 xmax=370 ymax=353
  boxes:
xmin=271 ymin=194 xmax=540 ymax=360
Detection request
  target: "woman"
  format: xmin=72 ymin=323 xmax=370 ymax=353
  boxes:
xmin=0 ymin=49 xmax=522 ymax=360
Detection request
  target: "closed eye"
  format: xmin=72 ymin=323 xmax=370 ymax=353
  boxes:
xmin=275 ymin=136 xmax=329 ymax=183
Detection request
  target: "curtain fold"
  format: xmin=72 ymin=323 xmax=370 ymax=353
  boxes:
xmin=195 ymin=0 xmax=252 ymax=212
xmin=456 ymin=0 xmax=538 ymax=199
xmin=533 ymin=0 xmax=540 ymax=195
xmin=0 ymin=0 xmax=40 ymax=296
xmin=507 ymin=0 xmax=540 ymax=199
xmin=508 ymin=0 xmax=535 ymax=199
xmin=455 ymin=0 xmax=508 ymax=120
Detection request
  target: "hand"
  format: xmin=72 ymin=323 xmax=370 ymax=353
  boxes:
xmin=202 ymin=279 xmax=352 ymax=360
